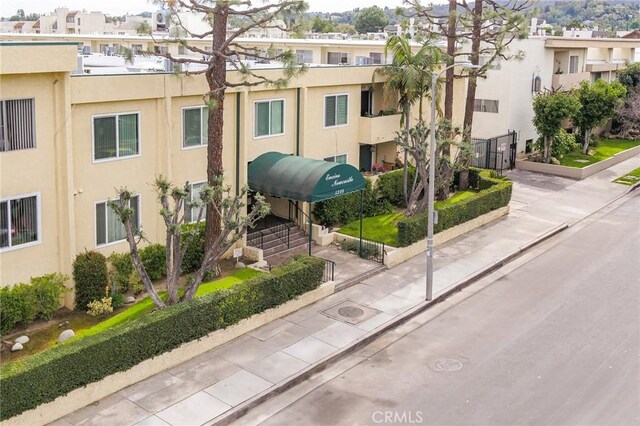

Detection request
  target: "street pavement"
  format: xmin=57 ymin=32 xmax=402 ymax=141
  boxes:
xmin=248 ymin=188 xmax=640 ymax=426
xmin=52 ymin=154 xmax=640 ymax=426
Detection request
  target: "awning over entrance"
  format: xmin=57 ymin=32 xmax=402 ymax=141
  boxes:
xmin=248 ymin=152 xmax=366 ymax=202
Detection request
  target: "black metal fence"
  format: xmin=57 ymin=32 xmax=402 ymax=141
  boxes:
xmin=319 ymin=257 xmax=336 ymax=282
xmin=471 ymin=131 xmax=517 ymax=173
xmin=359 ymin=238 xmax=385 ymax=264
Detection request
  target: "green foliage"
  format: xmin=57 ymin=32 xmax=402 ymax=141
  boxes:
xmin=311 ymin=16 xmax=335 ymax=33
xmin=313 ymin=179 xmax=393 ymax=227
xmin=376 ymin=168 xmax=416 ymax=206
xmin=108 ymin=252 xmax=134 ymax=293
xmin=0 ymin=274 xmax=68 ymax=335
xmin=532 ymin=90 xmax=581 ymax=162
xmin=111 ymin=293 xmax=125 ymax=310
xmin=338 ymin=213 xmax=403 ymax=247
xmin=87 ymin=297 xmax=114 ymax=317
xmin=138 ymin=244 xmax=167 ymax=281
xmin=73 ymin=251 xmax=109 ymax=311
xmin=180 ymin=222 xmax=206 ymax=274
xmin=397 ymin=169 xmax=512 ymax=247
xmin=354 ymin=6 xmax=390 ymax=34
xmin=0 ymin=256 xmax=324 ymax=421
xmin=535 ymin=129 xmax=580 ymax=159
xmin=617 ymin=62 xmax=640 ymax=92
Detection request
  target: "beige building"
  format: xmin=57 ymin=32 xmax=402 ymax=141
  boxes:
xmin=1 ymin=41 xmax=469 ymax=300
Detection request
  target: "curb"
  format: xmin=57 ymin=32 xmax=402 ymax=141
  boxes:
xmin=210 ymin=222 xmax=569 ymax=425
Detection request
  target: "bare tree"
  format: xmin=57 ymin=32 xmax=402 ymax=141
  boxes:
xmin=616 ymin=87 xmax=640 ymax=139
xmin=110 ymin=177 xmax=269 ymax=309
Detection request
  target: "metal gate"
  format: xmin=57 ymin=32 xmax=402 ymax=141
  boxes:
xmin=471 ymin=131 xmax=517 ymax=173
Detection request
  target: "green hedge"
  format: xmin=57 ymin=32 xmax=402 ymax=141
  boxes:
xmin=397 ymin=169 xmax=512 ymax=247
xmin=0 ymin=274 xmax=68 ymax=336
xmin=0 ymin=256 xmax=324 ymax=421
xmin=376 ymin=167 xmax=415 ymax=206
xmin=181 ymin=222 xmax=206 ymax=274
xmin=138 ymin=244 xmax=167 ymax=281
xmin=73 ymin=251 xmax=108 ymax=311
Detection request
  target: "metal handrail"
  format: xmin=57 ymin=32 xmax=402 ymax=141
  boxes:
xmin=247 ymin=229 xmax=264 ymax=249
xmin=318 ymin=257 xmax=336 ymax=282
xmin=289 ymin=200 xmax=311 ymax=235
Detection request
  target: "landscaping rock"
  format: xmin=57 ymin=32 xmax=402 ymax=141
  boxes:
xmin=57 ymin=329 xmax=75 ymax=343
xmin=587 ymin=149 xmax=595 ymax=156
xmin=15 ymin=335 xmax=29 ymax=345
xmin=125 ymin=296 xmax=136 ymax=304
xmin=11 ymin=343 xmax=23 ymax=352
xmin=235 ymin=261 xmax=246 ymax=269
xmin=550 ymin=157 xmax=561 ymax=165
xmin=58 ymin=320 xmax=69 ymax=328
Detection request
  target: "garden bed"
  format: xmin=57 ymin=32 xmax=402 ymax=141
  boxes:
xmin=613 ymin=166 xmax=640 ymax=186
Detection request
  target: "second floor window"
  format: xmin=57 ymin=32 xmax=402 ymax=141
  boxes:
xmin=0 ymin=98 xmax=36 ymax=152
xmin=328 ymin=52 xmax=349 ymax=65
xmin=569 ymin=55 xmax=579 ymax=74
xmin=473 ymin=99 xmax=499 ymax=113
xmin=255 ymin=100 xmax=284 ymax=138
xmin=324 ymin=94 xmax=348 ymax=127
xmin=183 ymin=106 xmax=208 ymax=148
xmin=93 ymin=113 xmax=140 ymax=161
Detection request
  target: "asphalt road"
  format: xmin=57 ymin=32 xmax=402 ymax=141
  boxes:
xmin=245 ymin=192 xmax=640 ymax=426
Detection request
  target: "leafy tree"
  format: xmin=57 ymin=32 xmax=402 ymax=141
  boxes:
xmin=151 ymin=0 xmax=307 ymax=270
xmin=353 ymin=6 xmax=389 ymax=34
xmin=572 ymin=80 xmax=626 ymax=154
xmin=311 ymin=16 xmax=334 ymax=33
xmin=335 ymin=23 xmax=356 ymax=35
xmin=374 ymin=35 xmax=443 ymax=206
xmin=136 ymin=21 xmax=152 ymax=35
xmin=618 ymin=62 xmax=640 ymax=93
xmin=532 ymin=90 xmax=580 ymax=163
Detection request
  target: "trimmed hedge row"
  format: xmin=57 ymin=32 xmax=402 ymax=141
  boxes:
xmin=376 ymin=167 xmax=416 ymax=206
xmin=397 ymin=169 xmax=512 ymax=247
xmin=0 ymin=256 xmax=324 ymax=421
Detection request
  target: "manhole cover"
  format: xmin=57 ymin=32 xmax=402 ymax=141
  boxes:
xmin=431 ymin=358 xmax=463 ymax=372
xmin=338 ymin=306 xmax=365 ymax=318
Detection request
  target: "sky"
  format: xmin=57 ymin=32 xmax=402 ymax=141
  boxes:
xmin=0 ymin=0 xmax=434 ymax=16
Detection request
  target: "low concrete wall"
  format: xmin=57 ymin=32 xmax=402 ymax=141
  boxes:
xmin=4 ymin=282 xmax=336 ymax=426
xmin=516 ymin=145 xmax=640 ymax=179
xmin=384 ymin=206 xmax=510 ymax=268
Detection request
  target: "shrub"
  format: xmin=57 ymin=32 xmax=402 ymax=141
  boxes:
xmin=0 ymin=274 xmax=68 ymax=335
xmin=313 ymin=179 xmax=393 ymax=227
xmin=397 ymin=169 xmax=512 ymax=247
xmin=552 ymin=129 xmax=580 ymax=158
xmin=111 ymin=293 xmax=125 ymax=310
xmin=108 ymin=252 xmax=134 ymax=293
xmin=87 ymin=297 xmax=113 ymax=317
xmin=0 ymin=256 xmax=324 ymax=421
xmin=181 ymin=222 xmax=205 ymax=274
xmin=138 ymin=244 xmax=167 ymax=281
xmin=376 ymin=167 xmax=416 ymax=206
xmin=73 ymin=251 xmax=108 ymax=311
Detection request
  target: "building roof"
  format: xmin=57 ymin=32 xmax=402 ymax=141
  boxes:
xmin=622 ymin=29 xmax=640 ymax=39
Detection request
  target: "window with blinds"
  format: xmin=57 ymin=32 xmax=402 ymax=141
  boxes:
xmin=183 ymin=106 xmax=208 ymax=148
xmin=254 ymin=100 xmax=284 ymax=138
xmin=323 ymin=154 xmax=347 ymax=164
xmin=0 ymin=194 xmax=40 ymax=250
xmin=186 ymin=182 xmax=206 ymax=223
xmin=296 ymin=49 xmax=313 ymax=64
xmin=324 ymin=94 xmax=348 ymax=127
xmin=327 ymin=52 xmax=349 ymax=65
xmin=473 ymin=99 xmax=499 ymax=113
xmin=93 ymin=113 xmax=139 ymax=161
xmin=95 ymin=195 xmax=140 ymax=246
xmin=0 ymin=98 xmax=36 ymax=152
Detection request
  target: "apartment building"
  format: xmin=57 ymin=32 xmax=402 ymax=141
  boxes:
xmin=2 ymin=41 xmax=471 ymax=297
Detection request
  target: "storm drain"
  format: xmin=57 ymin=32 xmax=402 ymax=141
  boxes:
xmin=429 ymin=358 xmax=464 ymax=372
xmin=322 ymin=300 xmax=381 ymax=325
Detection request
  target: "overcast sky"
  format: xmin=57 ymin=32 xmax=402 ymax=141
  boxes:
xmin=0 ymin=0 xmax=439 ymax=16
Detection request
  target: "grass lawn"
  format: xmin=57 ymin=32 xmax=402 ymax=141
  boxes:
xmin=337 ymin=190 xmax=479 ymax=246
xmin=70 ymin=268 xmax=261 ymax=341
xmin=613 ymin=167 xmax=640 ymax=186
xmin=560 ymin=139 xmax=640 ymax=168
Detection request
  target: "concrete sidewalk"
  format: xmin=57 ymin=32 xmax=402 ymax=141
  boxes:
xmin=53 ymin=155 xmax=640 ymax=426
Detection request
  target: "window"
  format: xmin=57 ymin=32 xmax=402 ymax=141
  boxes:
xmin=1 ymin=98 xmax=36 ymax=152
xmin=77 ymin=18 xmax=81 ymax=26
xmin=254 ymin=100 xmax=284 ymax=138
xmin=0 ymin=194 xmax=40 ymax=250
xmin=569 ymin=55 xmax=579 ymax=74
xmin=183 ymin=106 xmax=208 ymax=148
xmin=132 ymin=44 xmax=143 ymax=54
xmin=355 ymin=56 xmax=372 ymax=65
xmin=296 ymin=49 xmax=313 ymax=64
xmin=473 ymin=99 xmax=499 ymax=113
xmin=186 ymin=182 xmax=206 ymax=223
xmin=327 ymin=52 xmax=349 ymax=65
xmin=95 ymin=195 xmax=140 ymax=246
xmin=99 ymin=44 xmax=109 ymax=54
xmin=323 ymin=154 xmax=347 ymax=164
xmin=178 ymin=45 xmax=187 ymax=55
xmin=93 ymin=113 xmax=140 ymax=161
xmin=369 ymin=52 xmax=383 ymax=65
xmin=324 ymin=94 xmax=348 ymax=127
xmin=154 ymin=46 xmax=168 ymax=55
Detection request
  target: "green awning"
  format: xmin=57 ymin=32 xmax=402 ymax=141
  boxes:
xmin=248 ymin=152 xmax=366 ymax=203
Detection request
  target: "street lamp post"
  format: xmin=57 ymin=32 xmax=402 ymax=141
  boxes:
xmin=426 ymin=62 xmax=480 ymax=301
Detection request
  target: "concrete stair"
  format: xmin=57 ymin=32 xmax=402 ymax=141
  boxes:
xmin=247 ymin=222 xmax=312 ymax=259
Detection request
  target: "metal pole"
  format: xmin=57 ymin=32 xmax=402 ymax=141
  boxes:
xmin=359 ymin=189 xmax=364 ymax=258
xmin=308 ymin=202 xmax=312 ymax=256
xmin=426 ymin=71 xmax=437 ymax=302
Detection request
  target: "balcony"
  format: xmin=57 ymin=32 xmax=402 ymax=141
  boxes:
xmin=358 ymin=113 xmax=401 ymax=145
xmin=552 ymin=72 xmax=591 ymax=90
xmin=585 ymin=61 xmax=626 ymax=73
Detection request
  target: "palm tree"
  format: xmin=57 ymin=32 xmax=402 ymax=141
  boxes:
xmin=375 ymin=35 xmax=443 ymax=205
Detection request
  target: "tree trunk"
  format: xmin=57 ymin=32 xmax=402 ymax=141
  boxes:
xmin=403 ymin=104 xmax=411 ymax=206
xmin=204 ymin=10 xmax=228 ymax=254
xmin=463 ymin=0 xmax=482 ymax=134
xmin=582 ymin=128 xmax=591 ymax=154
xmin=543 ymin=135 xmax=551 ymax=163
xmin=442 ymin=0 xmax=456 ymax=157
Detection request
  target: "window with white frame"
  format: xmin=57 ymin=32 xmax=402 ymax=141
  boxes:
xmin=369 ymin=52 xmax=383 ymax=64
xmin=254 ymin=100 xmax=284 ymax=138
xmin=327 ymin=52 xmax=349 ymax=65
xmin=569 ymin=55 xmax=579 ymax=74
xmin=296 ymin=49 xmax=313 ymax=63
xmin=93 ymin=113 xmax=139 ymax=161
xmin=186 ymin=181 xmax=206 ymax=223
xmin=473 ymin=99 xmax=499 ymax=113
xmin=324 ymin=94 xmax=348 ymax=127
xmin=323 ymin=154 xmax=347 ymax=164
xmin=183 ymin=106 xmax=208 ymax=148
xmin=95 ymin=195 xmax=140 ymax=246
xmin=0 ymin=98 xmax=36 ymax=152
xmin=0 ymin=194 xmax=40 ymax=250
